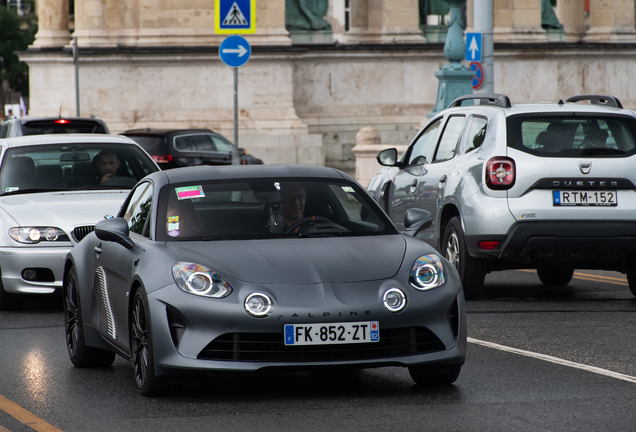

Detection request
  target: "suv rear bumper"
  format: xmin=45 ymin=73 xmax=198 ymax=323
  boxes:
xmin=466 ymin=221 xmax=636 ymax=271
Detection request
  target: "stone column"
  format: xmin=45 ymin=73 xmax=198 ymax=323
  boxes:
xmin=344 ymin=0 xmax=425 ymax=43
xmin=253 ymin=0 xmax=292 ymax=45
xmin=556 ymin=0 xmax=585 ymax=42
xmin=584 ymin=0 xmax=636 ymax=42
xmin=493 ymin=0 xmax=547 ymax=42
xmin=31 ymin=0 xmax=72 ymax=48
xmin=72 ymin=0 xmax=115 ymax=47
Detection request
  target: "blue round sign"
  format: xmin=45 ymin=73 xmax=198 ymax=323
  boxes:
xmin=219 ymin=35 xmax=251 ymax=68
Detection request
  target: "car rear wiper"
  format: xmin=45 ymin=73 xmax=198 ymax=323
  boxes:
xmin=1 ymin=188 xmax=67 ymax=196
xmin=579 ymin=148 xmax=626 ymax=156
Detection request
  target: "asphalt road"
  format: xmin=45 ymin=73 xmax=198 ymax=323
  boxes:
xmin=1 ymin=269 xmax=634 ymax=432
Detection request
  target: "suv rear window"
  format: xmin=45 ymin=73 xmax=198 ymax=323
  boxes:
xmin=21 ymin=120 xmax=107 ymax=135
xmin=126 ymin=136 xmax=166 ymax=155
xmin=506 ymin=115 xmax=636 ymax=157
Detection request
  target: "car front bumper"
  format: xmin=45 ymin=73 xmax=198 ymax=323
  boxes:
xmin=0 ymin=246 xmax=69 ymax=294
xmin=145 ymin=278 xmax=467 ymax=376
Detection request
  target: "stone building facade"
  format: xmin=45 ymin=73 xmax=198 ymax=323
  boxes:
xmin=21 ymin=0 xmax=636 ymax=174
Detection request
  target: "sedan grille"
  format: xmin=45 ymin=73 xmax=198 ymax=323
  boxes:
xmin=72 ymin=225 xmax=95 ymax=243
xmin=197 ymin=326 xmax=445 ymax=362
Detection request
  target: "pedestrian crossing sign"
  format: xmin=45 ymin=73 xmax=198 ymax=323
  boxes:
xmin=215 ymin=0 xmax=255 ymax=34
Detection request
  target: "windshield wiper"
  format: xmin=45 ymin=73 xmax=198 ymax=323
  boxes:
xmin=1 ymin=188 xmax=67 ymax=196
xmin=579 ymin=148 xmax=626 ymax=156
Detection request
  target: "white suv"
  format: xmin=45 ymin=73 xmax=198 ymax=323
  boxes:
xmin=368 ymin=94 xmax=636 ymax=299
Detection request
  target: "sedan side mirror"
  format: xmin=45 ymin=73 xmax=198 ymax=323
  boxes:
xmin=95 ymin=217 xmax=134 ymax=249
xmin=377 ymin=148 xmax=401 ymax=167
xmin=402 ymin=208 xmax=433 ymax=237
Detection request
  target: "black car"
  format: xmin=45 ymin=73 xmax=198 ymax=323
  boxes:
xmin=0 ymin=116 xmax=109 ymax=138
xmin=121 ymin=128 xmax=263 ymax=169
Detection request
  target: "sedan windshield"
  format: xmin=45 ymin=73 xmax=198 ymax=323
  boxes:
xmin=156 ymin=179 xmax=397 ymax=241
xmin=0 ymin=143 xmax=158 ymax=195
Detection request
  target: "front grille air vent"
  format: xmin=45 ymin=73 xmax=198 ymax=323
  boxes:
xmin=198 ymin=326 xmax=445 ymax=362
xmin=72 ymin=225 xmax=95 ymax=243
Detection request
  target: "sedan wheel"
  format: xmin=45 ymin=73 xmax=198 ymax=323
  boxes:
xmin=131 ymin=288 xmax=169 ymax=396
xmin=64 ymin=266 xmax=115 ymax=367
xmin=442 ymin=217 xmax=485 ymax=300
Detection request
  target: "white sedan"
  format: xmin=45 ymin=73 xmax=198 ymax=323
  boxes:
xmin=0 ymin=134 xmax=159 ymax=309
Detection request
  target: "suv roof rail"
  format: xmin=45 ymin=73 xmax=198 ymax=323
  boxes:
xmin=448 ymin=93 xmax=512 ymax=109
xmin=565 ymin=95 xmax=623 ymax=109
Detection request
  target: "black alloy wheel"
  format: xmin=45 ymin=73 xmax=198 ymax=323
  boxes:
xmin=408 ymin=364 xmax=462 ymax=385
xmin=536 ymin=268 xmax=574 ymax=286
xmin=64 ymin=266 xmax=115 ymax=367
xmin=442 ymin=217 xmax=485 ymax=300
xmin=131 ymin=288 xmax=169 ymax=396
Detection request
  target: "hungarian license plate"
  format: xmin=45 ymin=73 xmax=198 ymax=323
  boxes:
xmin=284 ymin=321 xmax=379 ymax=346
xmin=553 ymin=190 xmax=617 ymax=206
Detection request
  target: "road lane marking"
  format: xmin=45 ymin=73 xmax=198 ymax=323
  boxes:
xmin=468 ymin=337 xmax=636 ymax=384
xmin=0 ymin=395 xmax=63 ymax=432
xmin=517 ymin=269 xmax=628 ymax=286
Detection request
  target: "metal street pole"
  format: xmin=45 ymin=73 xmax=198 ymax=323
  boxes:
xmin=234 ymin=66 xmax=238 ymax=148
xmin=474 ymin=0 xmax=494 ymax=93
xmin=73 ymin=37 xmax=80 ymax=116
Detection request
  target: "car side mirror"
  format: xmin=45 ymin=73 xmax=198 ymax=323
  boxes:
xmin=377 ymin=148 xmax=401 ymax=167
xmin=95 ymin=217 xmax=134 ymax=249
xmin=402 ymin=208 xmax=433 ymax=237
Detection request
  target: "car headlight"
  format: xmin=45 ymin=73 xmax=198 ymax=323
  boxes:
xmin=409 ymin=254 xmax=446 ymax=290
xmin=172 ymin=262 xmax=233 ymax=298
xmin=9 ymin=227 xmax=70 ymax=244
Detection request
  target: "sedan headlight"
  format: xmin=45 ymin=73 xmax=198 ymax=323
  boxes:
xmin=9 ymin=227 xmax=70 ymax=244
xmin=172 ymin=262 xmax=233 ymax=298
xmin=409 ymin=254 xmax=446 ymax=291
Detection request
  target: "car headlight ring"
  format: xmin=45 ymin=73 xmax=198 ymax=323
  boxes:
xmin=409 ymin=254 xmax=446 ymax=291
xmin=172 ymin=262 xmax=233 ymax=298
xmin=244 ymin=292 xmax=273 ymax=317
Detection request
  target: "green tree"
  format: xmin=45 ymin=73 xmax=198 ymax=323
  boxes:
xmin=0 ymin=8 xmax=38 ymax=96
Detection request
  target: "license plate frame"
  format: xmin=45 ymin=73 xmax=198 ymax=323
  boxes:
xmin=552 ymin=190 xmax=617 ymax=206
xmin=284 ymin=321 xmax=380 ymax=346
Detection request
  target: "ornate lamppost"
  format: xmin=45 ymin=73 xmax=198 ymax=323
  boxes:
xmin=428 ymin=0 xmax=474 ymax=117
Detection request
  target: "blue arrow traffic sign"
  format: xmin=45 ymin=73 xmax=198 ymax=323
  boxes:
xmin=466 ymin=32 xmax=482 ymax=62
xmin=219 ymin=35 xmax=251 ymax=68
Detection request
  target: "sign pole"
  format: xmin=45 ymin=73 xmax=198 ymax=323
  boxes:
xmin=234 ymin=67 xmax=238 ymax=148
xmin=73 ymin=37 xmax=80 ymax=116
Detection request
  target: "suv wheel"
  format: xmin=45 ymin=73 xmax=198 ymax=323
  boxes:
xmin=536 ymin=269 xmax=574 ymax=286
xmin=627 ymin=267 xmax=636 ymax=297
xmin=442 ymin=217 xmax=485 ymax=300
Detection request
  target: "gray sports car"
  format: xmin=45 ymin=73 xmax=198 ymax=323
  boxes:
xmin=63 ymin=164 xmax=466 ymax=395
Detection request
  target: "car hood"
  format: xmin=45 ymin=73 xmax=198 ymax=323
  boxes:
xmin=167 ymin=235 xmax=407 ymax=284
xmin=0 ymin=190 xmax=129 ymax=232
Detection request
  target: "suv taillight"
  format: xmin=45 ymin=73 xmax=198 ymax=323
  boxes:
xmin=152 ymin=155 xmax=173 ymax=164
xmin=486 ymin=157 xmax=515 ymax=190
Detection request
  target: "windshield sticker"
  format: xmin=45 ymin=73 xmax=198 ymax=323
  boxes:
xmin=168 ymin=222 xmax=180 ymax=231
xmin=5 ymin=187 xmax=19 ymax=193
xmin=168 ymin=216 xmax=179 ymax=223
xmin=175 ymin=186 xmax=205 ymax=200
xmin=167 ymin=230 xmax=180 ymax=237
xmin=341 ymin=186 xmax=355 ymax=193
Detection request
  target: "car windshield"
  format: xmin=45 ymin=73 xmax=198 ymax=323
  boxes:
xmin=506 ymin=114 xmax=636 ymax=157
xmin=156 ymin=178 xmax=396 ymax=241
xmin=0 ymin=143 xmax=158 ymax=195
xmin=21 ymin=120 xmax=107 ymax=135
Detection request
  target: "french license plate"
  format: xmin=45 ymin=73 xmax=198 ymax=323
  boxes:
xmin=553 ymin=190 xmax=617 ymax=206
xmin=284 ymin=321 xmax=379 ymax=346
